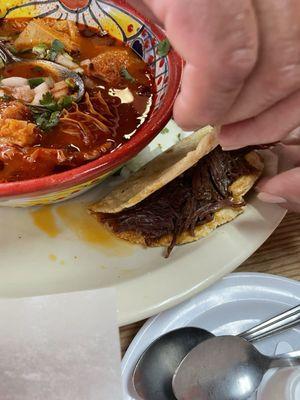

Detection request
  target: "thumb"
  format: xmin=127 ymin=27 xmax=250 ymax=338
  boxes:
xmin=257 ymin=168 xmax=300 ymax=212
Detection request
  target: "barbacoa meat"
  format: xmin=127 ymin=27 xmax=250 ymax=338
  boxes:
xmin=99 ymin=146 xmax=256 ymax=256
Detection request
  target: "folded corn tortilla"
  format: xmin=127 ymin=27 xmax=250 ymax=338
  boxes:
xmin=90 ymin=127 xmax=263 ymax=250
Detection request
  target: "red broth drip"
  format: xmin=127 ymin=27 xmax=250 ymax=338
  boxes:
xmin=0 ymin=18 xmax=155 ymax=182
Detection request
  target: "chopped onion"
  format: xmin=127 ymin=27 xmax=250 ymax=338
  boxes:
xmin=56 ymin=54 xmax=80 ymax=70
xmin=31 ymin=82 xmax=50 ymax=105
xmin=64 ymin=53 xmax=74 ymax=61
xmin=80 ymin=59 xmax=91 ymax=67
xmin=74 ymin=67 xmax=84 ymax=74
xmin=1 ymin=77 xmax=28 ymax=87
xmin=11 ymin=85 xmax=35 ymax=103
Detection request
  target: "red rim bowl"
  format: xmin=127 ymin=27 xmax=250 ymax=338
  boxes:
xmin=0 ymin=0 xmax=183 ymax=198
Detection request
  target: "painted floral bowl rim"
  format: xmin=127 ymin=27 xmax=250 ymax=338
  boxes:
xmin=0 ymin=0 xmax=183 ymax=199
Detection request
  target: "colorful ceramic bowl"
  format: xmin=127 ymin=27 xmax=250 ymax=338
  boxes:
xmin=0 ymin=0 xmax=183 ymax=207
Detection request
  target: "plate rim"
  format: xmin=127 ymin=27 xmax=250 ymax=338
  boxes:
xmin=117 ymin=210 xmax=286 ymax=326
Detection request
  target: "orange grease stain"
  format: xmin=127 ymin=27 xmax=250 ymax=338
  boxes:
xmin=55 ymin=203 xmax=133 ymax=256
xmin=30 ymin=202 xmax=132 ymax=256
xmin=30 ymin=206 xmax=61 ymax=238
xmin=49 ymin=254 xmax=57 ymax=262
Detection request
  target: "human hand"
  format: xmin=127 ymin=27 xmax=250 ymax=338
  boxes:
xmin=128 ymin=0 xmax=300 ymax=210
xmin=257 ymin=142 xmax=300 ymax=212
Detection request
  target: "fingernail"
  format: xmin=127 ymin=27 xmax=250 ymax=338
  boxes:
xmin=220 ymin=144 xmax=239 ymax=151
xmin=257 ymin=192 xmax=287 ymax=204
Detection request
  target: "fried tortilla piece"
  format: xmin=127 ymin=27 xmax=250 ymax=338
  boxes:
xmin=42 ymin=19 xmax=81 ymax=43
xmin=91 ymin=47 xmax=146 ymax=85
xmin=0 ymin=19 xmax=29 ymax=36
xmin=0 ymin=119 xmax=38 ymax=147
xmin=14 ymin=19 xmax=80 ymax=52
xmin=0 ymin=100 xmax=31 ymax=120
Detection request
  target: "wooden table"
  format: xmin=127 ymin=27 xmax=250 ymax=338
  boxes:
xmin=120 ymin=212 xmax=300 ymax=356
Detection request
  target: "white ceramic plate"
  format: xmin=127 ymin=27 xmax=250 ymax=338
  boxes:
xmin=122 ymin=273 xmax=300 ymax=400
xmin=0 ymin=122 xmax=286 ymax=325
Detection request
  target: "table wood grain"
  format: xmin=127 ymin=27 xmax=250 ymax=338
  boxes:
xmin=120 ymin=212 xmax=300 ymax=356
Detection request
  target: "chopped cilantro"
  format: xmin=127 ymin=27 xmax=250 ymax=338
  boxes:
xmin=39 ymin=92 xmax=58 ymax=111
xmin=33 ymin=110 xmax=60 ymax=131
xmin=31 ymin=92 xmax=74 ymax=132
xmin=52 ymin=39 xmax=64 ymax=54
xmin=120 ymin=66 xmax=136 ymax=83
xmin=65 ymin=78 xmax=76 ymax=89
xmin=33 ymin=40 xmax=65 ymax=62
xmin=57 ymin=95 xmax=73 ymax=109
xmin=48 ymin=39 xmax=65 ymax=61
xmin=48 ymin=48 xmax=58 ymax=62
xmin=161 ymin=127 xmax=169 ymax=134
xmin=32 ymin=43 xmax=48 ymax=59
xmin=40 ymin=92 xmax=74 ymax=112
xmin=157 ymin=39 xmax=171 ymax=57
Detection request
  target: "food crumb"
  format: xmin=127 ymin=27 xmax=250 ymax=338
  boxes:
xmin=49 ymin=254 xmax=57 ymax=262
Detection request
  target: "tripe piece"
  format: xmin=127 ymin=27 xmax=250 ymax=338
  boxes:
xmin=14 ymin=19 xmax=80 ymax=52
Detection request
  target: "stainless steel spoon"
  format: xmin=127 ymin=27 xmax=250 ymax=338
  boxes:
xmin=133 ymin=304 xmax=300 ymax=400
xmin=0 ymin=42 xmax=85 ymax=103
xmin=173 ymin=335 xmax=300 ymax=400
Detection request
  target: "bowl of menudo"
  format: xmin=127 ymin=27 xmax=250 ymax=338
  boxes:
xmin=0 ymin=0 xmax=182 ymax=206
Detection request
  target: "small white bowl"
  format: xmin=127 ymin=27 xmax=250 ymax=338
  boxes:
xmin=258 ymin=342 xmax=300 ymax=400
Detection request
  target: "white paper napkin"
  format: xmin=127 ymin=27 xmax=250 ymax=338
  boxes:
xmin=0 ymin=288 xmax=122 ymax=400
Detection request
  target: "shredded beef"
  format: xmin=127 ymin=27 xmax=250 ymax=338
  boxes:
xmin=99 ymin=146 xmax=256 ymax=256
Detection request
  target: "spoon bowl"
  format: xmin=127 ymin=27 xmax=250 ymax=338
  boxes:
xmin=133 ymin=327 xmax=213 ymax=400
xmin=0 ymin=42 xmax=85 ymax=103
xmin=173 ymin=336 xmax=300 ymax=400
xmin=173 ymin=336 xmax=268 ymax=400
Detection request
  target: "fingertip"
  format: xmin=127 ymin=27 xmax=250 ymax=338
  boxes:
xmin=173 ymin=96 xmax=206 ymax=131
xmin=218 ymin=125 xmax=240 ymax=150
xmin=257 ymin=192 xmax=287 ymax=204
xmin=173 ymin=118 xmax=202 ymax=132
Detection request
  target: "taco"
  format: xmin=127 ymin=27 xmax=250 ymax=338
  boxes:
xmin=90 ymin=127 xmax=263 ymax=257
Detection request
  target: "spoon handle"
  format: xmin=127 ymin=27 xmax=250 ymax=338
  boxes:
xmin=269 ymin=350 xmax=300 ymax=368
xmin=239 ymin=305 xmax=300 ymax=342
xmin=0 ymin=41 xmax=21 ymax=64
